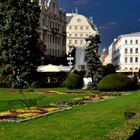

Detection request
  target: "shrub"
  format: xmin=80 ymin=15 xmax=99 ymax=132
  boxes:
xmin=87 ymin=82 xmax=96 ymax=89
xmin=97 ymin=73 xmax=136 ymax=91
xmin=64 ymin=72 xmax=83 ymax=89
xmin=102 ymin=63 xmax=116 ymax=77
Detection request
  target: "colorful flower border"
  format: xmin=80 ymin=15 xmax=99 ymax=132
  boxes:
xmin=0 ymin=106 xmax=72 ymax=123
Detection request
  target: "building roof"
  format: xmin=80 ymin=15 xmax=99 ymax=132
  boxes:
xmin=120 ymin=32 xmax=140 ymax=37
xmin=66 ymin=13 xmax=97 ymax=31
xmin=66 ymin=13 xmax=78 ymax=23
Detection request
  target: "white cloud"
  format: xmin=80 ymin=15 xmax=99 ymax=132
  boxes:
xmin=99 ymin=21 xmax=117 ymax=31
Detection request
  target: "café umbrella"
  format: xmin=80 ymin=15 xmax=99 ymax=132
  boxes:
xmin=37 ymin=64 xmax=61 ymax=72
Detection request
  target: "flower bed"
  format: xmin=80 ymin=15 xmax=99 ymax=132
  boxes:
xmin=55 ymin=95 xmax=114 ymax=106
xmin=0 ymin=106 xmax=71 ymax=123
xmin=82 ymin=95 xmax=114 ymax=102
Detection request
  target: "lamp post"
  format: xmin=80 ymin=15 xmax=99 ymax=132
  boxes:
xmin=67 ymin=54 xmax=74 ymax=68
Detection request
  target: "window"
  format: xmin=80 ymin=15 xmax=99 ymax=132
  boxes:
xmin=43 ymin=31 xmax=46 ymax=41
xmin=130 ymin=67 xmax=133 ymax=70
xmin=135 ymin=48 xmax=138 ymax=53
xmin=136 ymin=40 xmax=138 ymax=44
xmin=75 ymin=34 xmax=77 ymax=37
xmin=130 ymin=48 xmax=133 ymax=54
xmin=125 ymin=48 xmax=127 ymax=54
xmin=86 ymin=26 xmax=89 ymax=30
xmin=75 ymin=40 xmax=77 ymax=44
xmin=69 ymin=40 xmax=72 ymax=44
xmin=125 ymin=40 xmax=127 ymax=44
xmin=125 ymin=67 xmax=128 ymax=70
xmin=125 ymin=57 xmax=127 ymax=63
xmin=69 ymin=34 xmax=72 ymax=37
xmin=55 ymin=49 xmax=57 ymax=55
xmin=80 ymin=26 xmax=83 ymax=30
xmin=130 ymin=40 xmax=133 ymax=44
xmin=77 ymin=19 xmax=81 ymax=22
xmin=75 ymin=26 xmax=78 ymax=30
xmin=69 ymin=26 xmax=72 ymax=29
xmin=80 ymin=40 xmax=83 ymax=45
xmin=130 ymin=57 xmax=133 ymax=62
xmin=135 ymin=57 xmax=138 ymax=62
xmin=80 ymin=34 xmax=83 ymax=37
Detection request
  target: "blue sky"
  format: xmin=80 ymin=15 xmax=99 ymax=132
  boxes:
xmin=58 ymin=0 xmax=140 ymax=52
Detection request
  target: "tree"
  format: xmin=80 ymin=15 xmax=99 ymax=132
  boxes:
xmin=84 ymin=35 xmax=103 ymax=88
xmin=0 ymin=0 xmax=42 ymax=87
xmin=102 ymin=63 xmax=116 ymax=77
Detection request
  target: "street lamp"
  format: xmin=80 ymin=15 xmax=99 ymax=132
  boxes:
xmin=67 ymin=54 xmax=74 ymax=68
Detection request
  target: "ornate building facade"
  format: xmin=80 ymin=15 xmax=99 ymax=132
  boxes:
xmin=39 ymin=0 xmax=66 ymax=64
xmin=66 ymin=12 xmax=98 ymax=54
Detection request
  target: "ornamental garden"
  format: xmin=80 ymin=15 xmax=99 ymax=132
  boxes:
xmin=1 ymin=89 xmax=140 ymax=140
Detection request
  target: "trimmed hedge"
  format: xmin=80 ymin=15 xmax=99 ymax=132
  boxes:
xmin=64 ymin=72 xmax=83 ymax=89
xmin=97 ymin=73 xmax=135 ymax=91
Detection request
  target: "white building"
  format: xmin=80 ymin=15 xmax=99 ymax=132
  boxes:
xmin=66 ymin=12 xmax=98 ymax=54
xmin=109 ymin=32 xmax=140 ymax=72
xmin=39 ymin=0 xmax=66 ymax=63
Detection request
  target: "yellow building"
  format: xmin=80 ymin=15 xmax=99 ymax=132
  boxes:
xmin=66 ymin=12 xmax=98 ymax=54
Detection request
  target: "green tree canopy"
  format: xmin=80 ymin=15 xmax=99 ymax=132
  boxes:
xmin=84 ymin=35 xmax=103 ymax=88
xmin=0 ymin=0 xmax=42 ymax=87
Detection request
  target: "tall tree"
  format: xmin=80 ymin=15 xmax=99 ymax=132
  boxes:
xmin=0 ymin=0 xmax=42 ymax=87
xmin=85 ymin=35 xmax=103 ymax=88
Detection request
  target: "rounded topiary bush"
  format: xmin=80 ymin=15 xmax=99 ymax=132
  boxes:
xmin=97 ymin=73 xmax=135 ymax=91
xmin=64 ymin=72 xmax=83 ymax=89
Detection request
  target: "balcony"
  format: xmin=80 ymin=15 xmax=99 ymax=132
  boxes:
xmin=51 ymin=28 xmax=59 ymax=34
xmin=63 ymin=31 xmax=67 ymax=36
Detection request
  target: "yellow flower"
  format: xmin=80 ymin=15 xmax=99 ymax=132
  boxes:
xmin=18 ymin=113 xmax=39 ymax=118
xmin=102 ymin=96 xmax=110 ymax=99
xmin=74 ymin=98 xmax=82 ymax=100
xmin=92 ymin=97 xmax=100 ymax=101
xmin=16 ymin=109 xmax=42 ymax=113
xmin=44 ymin=107 xmax=59 ymax=112
xmin=0 ymin=111 xmax=11 ymax=116
xmin=83 ymin=96 xmax=90 ymax=99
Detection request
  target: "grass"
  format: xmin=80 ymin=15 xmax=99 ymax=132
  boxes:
xmin=0 ymin=90 xmax=140 ymax=140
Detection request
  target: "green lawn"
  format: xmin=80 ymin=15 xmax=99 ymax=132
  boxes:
xmin=0 ymin=90 xmax=140 ymax=140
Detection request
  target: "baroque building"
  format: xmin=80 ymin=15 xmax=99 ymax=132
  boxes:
xmin=66 ymin=12 xmax=98 ymax=54
xmin=39 ymin=0 xmax=67 ymax=64
xmin=108 ymin=32 xmax=140 ymax=72
xmin=66 ymin=12 xmax=98 ymax=71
